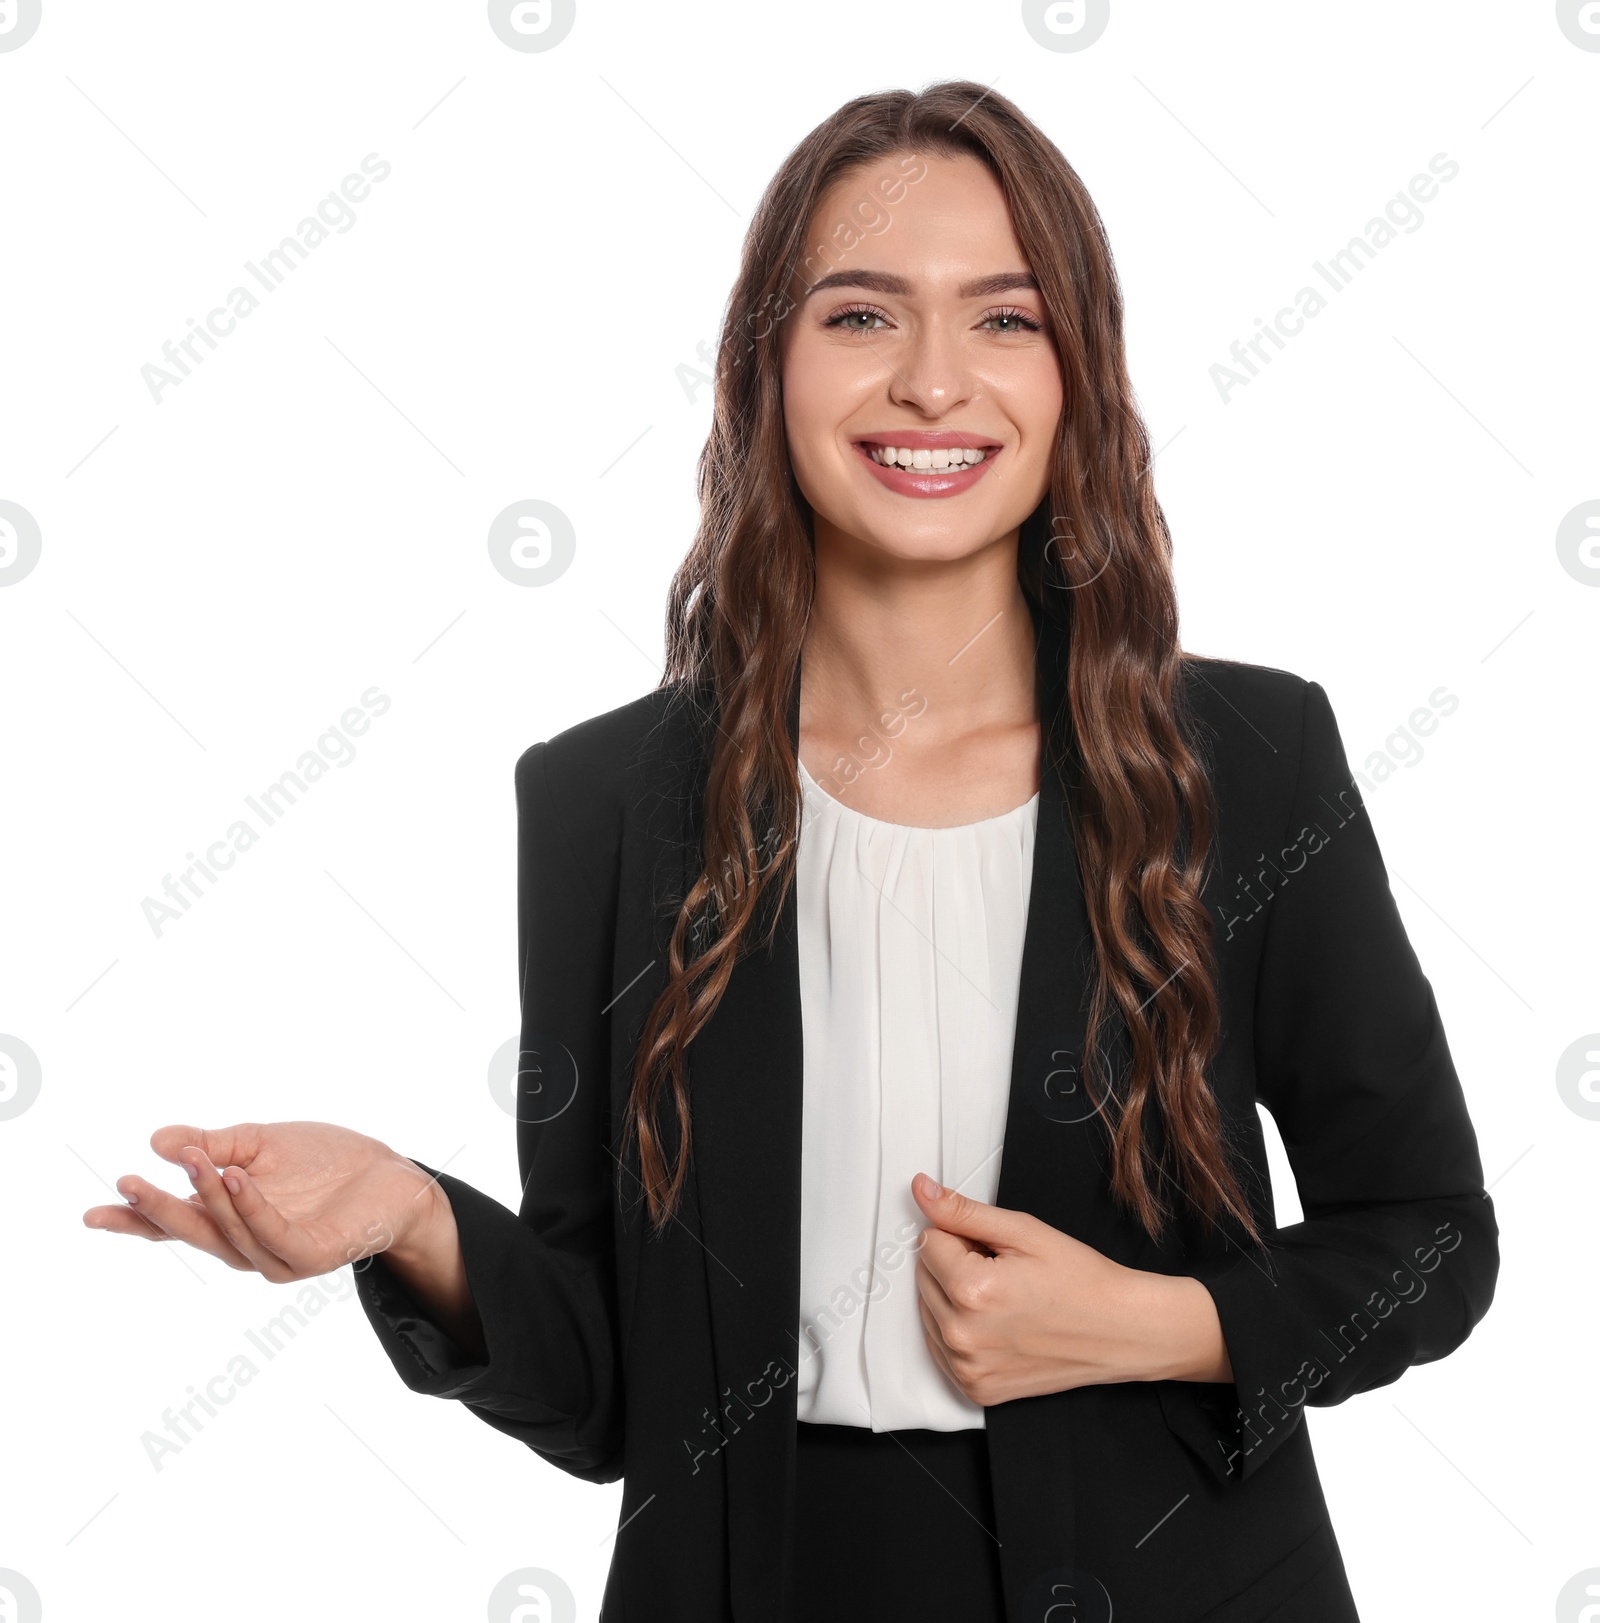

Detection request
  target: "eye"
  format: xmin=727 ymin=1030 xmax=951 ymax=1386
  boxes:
xmin=982 ymin=305 xmax=1044 ymax=334
xmin=822 ymin=303 xmax=891 ymax=334
xmin=820 ymin=302 xmax=1045 ymax=336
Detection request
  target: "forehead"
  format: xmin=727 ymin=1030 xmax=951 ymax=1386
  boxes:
xmin=796 ymin=150 xmax=1028 ymax=293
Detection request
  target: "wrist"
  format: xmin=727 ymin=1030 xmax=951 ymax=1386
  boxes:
xmin=1124 ymin=1269 xmax=1234 ymax=1385
xmin=376 ymin=1164 xmax=485 ymax=1357
xmin=386 ymin=1161 xmax=456 ymax=1270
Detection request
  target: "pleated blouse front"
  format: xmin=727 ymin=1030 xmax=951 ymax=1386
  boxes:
xmin=793 ymin=756 xmax=1039 ymax=1432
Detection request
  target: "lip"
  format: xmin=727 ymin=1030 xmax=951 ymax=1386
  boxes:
xmin=852 ymin=428 xmax=1004 ymax=451
xmin=850 ymin=431 xmax=1004 ymax=499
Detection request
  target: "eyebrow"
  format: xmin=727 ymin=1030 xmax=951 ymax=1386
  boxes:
xmin=802 ymin=269 xmax=1039 ymax=300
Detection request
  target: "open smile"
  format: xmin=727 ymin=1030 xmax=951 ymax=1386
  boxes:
xmin=850 ymin=433 xmax=1004 ymax=499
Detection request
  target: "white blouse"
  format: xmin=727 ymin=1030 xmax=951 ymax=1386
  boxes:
xmin=793 ymin=756 xmax=1040 ymax=1432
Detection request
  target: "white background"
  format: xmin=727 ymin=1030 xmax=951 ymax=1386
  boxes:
xmin=1 ymin=2 xmax=1594 ymax=1619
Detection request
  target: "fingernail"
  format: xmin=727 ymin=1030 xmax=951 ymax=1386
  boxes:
xmin=916 ymin=1173 xmax=943 ymax=1200
xmin=125 ymin=1192 xmax=139 ymax=1205
xmin=184 ymin=1161 xmax=200 ymax=1183
xmin=223 ymin=1173 xmax=241 ymax=1195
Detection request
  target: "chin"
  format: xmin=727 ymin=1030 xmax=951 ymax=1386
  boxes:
xmin=845 ymin=513 xmax=1013 ymax=565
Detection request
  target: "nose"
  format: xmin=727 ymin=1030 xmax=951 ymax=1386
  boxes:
xmin=884 ymin=318 xmax=977 ymax=418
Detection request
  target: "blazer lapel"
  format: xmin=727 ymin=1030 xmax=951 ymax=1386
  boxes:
xmin=992 ymin=594 xmax=1127 ymax=1256
xmin=685 ymin=599 xmax=1106 ymax=1620
xmin=985 ymin=601 xmax=1115 ymax=1603
xmin=682 ymin=664 xmax=806 ymax=1622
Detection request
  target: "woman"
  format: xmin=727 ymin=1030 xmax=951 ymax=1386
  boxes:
xmin=84 ymin=82 xmax=1498 ymax=1622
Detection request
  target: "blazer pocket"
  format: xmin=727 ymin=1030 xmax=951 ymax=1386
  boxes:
xmin=1155 ymin=1378 xmax=1268 ymax=1486
xmin=1191 ymin=1520 xmax=1347 ymax=1623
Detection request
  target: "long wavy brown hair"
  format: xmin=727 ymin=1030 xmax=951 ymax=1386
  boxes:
xmin=620 ymin=80 xmax=1265 ymax=1252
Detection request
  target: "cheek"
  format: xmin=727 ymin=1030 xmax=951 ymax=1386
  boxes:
xmin=782 ymin=351 xmax=872 ymax=496
xmin=785 ymin=334 xmax=883 ymax=424
xmin=1010 ymin=357 xmax=1064 ymax=446
xmin=779 ymin=352 xmax=831 ymax=465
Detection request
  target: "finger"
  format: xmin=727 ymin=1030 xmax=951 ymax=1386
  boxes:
xmin=83 ymin=1200 xmax=171 ymax=1241
xmin=915 ymin=1225 xmax=986 ymax=1300
xmin=915 ymin=1252 xmax=974 ymax=1371
xmin=918 ymin=1293 xmax=963 ymax=1390
xmin=213 ymin=1160 xmax=325 ymax=1277
xmin=150 ymin=1122 xmax=264 ymax=1174
xmin=177 ymin=1146 xmax=297 ymax=1282
xmin=912 ymin=1175 xmax=1029 ymax=1253
xmin=114 ymin=1170 xmax=256 ymax=1271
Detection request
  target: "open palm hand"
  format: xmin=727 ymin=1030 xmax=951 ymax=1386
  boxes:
xmin=82 ymin=1120 xmax=441 ymax=1284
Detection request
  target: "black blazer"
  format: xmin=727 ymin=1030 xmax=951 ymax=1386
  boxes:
xmin=356 ymin=604 xmax=1499 ymax=1623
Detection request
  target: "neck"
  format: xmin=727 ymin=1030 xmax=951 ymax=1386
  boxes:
xmin=798 ymin=523 xmax=1039 ymax=748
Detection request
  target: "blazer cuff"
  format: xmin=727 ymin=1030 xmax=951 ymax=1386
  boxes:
xmin=353 ymin=1160 xmax=495 ymax=1400
xmin=1162 ymin=1251 xmax=1315 ymax=1486
xmin=352 ymin=1157 xmax=625 ymax=1482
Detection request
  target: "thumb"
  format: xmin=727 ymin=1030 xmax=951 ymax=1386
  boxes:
xmin=912 ymin=1172 xmax=1029 ymax=1252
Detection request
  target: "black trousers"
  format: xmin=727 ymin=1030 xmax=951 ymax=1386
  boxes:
xmin=793 ymin=1419 xmax=1007 ymax=1618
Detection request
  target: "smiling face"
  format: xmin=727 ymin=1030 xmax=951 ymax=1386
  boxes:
xmin=779 ymin=150 xmax=1064 ymax=566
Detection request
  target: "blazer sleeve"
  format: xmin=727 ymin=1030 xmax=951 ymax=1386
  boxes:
xmin=352 ymin=739 xmax=625 ymax=1485
xmin=1187 ymin=678 xmax=1500 ymax=1484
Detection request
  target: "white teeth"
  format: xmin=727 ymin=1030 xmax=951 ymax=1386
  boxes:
xmin=865 ymin=444 xmax=991 ymax=468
